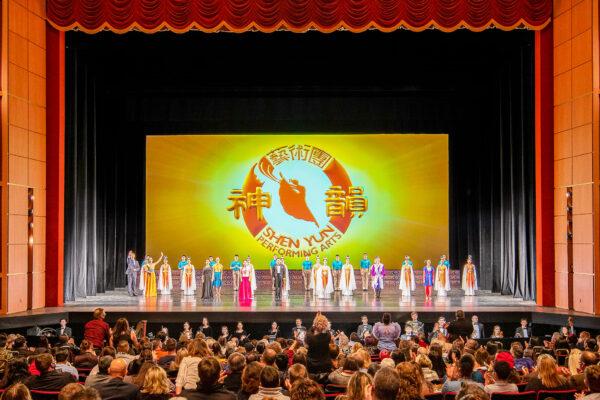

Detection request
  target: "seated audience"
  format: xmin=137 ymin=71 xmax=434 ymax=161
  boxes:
xmin=289 ymin=378 xmax=324 ymax=400
xmin=570 ymin=351 xmax=598 ymax=391
xmin=1 ymin=383 xmax=32 ymax=400
xmin=223 ymin=352 xmax=245 ymax=393
xmin=92 ymin=358 xmax=140 ymax=400
xmin=139 ymin=365 xmax=171 ymax=400
xmin=23 ymin=353 xmax=77 ymax=391
xmin=328 ymin=355 xmax=359 ymax=387
xmin=85 ymin=356 xmax=113 ymax=387
xmin=180 ymin=357 xmax=236 ymax=400
xmin=525 ymin=355 xmax=573 ymax=392
xmin=484 ymin=361 xmax=518 ymax=394
xmin=58 ymin=383 xmax=84 ymax=400
xmin=0 ymin=359 xmax=31 ymax=389
xmin=74 ymin=340 xmax=98 ymax=368
xmin=583 ymin=365 xmax=600 ymax=400
xmin=156 ymin=339 xmax=177 ymax=369
xmin=441 ymin=353 xmax=483 ymax=393
xmin=249 ymin=365 xmax=289 ymax=400
xmin=338 ymin=371 xmax=373 ymax=400
xmin=54 ymin=350 xmax=79 ymax=381
xmin=371 ymin=367 xmax=401 ymax=400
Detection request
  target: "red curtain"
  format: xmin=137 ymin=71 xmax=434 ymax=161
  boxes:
xmin=47 ymin=0 xmax=551 ymax=33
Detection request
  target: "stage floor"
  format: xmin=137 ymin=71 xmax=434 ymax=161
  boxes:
xmin=60 ymin=288 xmax=536 ymax=313
xmin=2 ymin=288 xmax=598 ymax=331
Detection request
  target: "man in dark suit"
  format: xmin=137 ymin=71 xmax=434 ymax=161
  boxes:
xmin=273 ymin=258 xmax=286 ymax=301
xmin=92 ymin=358 xmax=139 ymax=400
xmin=181 ymin=357 xmax=236 ymax=400
xmin=223 ymin=352 xmax=245 ymax=393
xmin=55 ymin=318 xmax=72 ymax=338
xmin=514 ymin=318 xmax=532 ymax=338
xmin=471 ymin=315 xmax=485 ymax=339
xmin=447 ymin=310 xmax=473 ymax=341
xmin=23 ymin=353 xmax=77 ymax=391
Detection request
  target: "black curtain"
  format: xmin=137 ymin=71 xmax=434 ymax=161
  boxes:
xmin=64 ymin=29 xmax=536 ymax=301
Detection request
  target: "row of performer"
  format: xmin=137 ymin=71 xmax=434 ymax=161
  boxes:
xmin=125 ymin=251 xmax=479 ymax=300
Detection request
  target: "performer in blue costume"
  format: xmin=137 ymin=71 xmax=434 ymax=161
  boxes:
xmin=230 ymin=255 xmax=242 ymax=291
xmin=177 ymin=255 xmax=188 ymax=271
xmin=301 ymin=256 xmax=313 ymax=291
xmin=332 ymin=254 xmax=343 ymax=291
xmin=208 ymin=256 xmax=216 ymax=267
xmin=360 ymin=253 xmax=371 ymax=291
xmin=423 ymin=259 xmax=435 ymax=300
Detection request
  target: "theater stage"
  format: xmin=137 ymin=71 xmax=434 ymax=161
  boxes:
xmin=2 ymin=288 xmax=599 ymax=333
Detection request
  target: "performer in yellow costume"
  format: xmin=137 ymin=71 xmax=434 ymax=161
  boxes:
xmin=139 ymin=252 xmax=163 ymax=297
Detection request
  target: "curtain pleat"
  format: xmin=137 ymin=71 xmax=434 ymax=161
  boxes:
xmin=47 ymin=0 xmax=551 ymax=33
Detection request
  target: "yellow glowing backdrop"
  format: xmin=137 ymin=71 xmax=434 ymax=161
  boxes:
xmin=146 ymin=134 xmax=448 ymax=270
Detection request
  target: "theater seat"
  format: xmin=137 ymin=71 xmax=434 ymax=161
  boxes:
xmin=30 ymin=390 xmax=61 ymax=400
xmin=536 ymin=390 xmax=577 ymax=400
xmin=443 ymin=392 xmax=458 ymax=400
xmin=516 ymin=383 xmax=528 ymax=392
xmin=425 ymin=392 xmax=444 ymax=400
xmin=491 ymin=391 xmax=537 ymax=400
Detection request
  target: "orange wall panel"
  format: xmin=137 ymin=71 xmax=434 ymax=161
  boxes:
xmin=572 ymin=273 xmax=595 ymax=313
xmin=572 ymin=124 xmax=592 ymax=155
xmin=573 ymin=243 xmax=594 ymax=274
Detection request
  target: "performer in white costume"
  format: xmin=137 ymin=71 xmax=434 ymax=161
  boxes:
xmin=435 ymin=255 xmax=451 ymax=297
xmin=157 ymin=256 xmax=173 ymax=295
xmin=180 ymin=257 xmax=197 ymax=296
xmin=315 ymin=257 xmax=334 ymax=299
xmin=339 ymin=256 xmax=356 ymax=296
xmin=399 ymin=255 xmax=416 ymax=297
xmin=309 ymin=256 xmax=322 ymax=296
xmin=246 ymin=257 xmax=257 ymax=299
xmin=461 ymin=255 xmax=478 ymax=296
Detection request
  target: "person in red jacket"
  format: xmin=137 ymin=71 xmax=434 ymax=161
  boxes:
xmin=84 ymin=308 xmax=110 ymax=350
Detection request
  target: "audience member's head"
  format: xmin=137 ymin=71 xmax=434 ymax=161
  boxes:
xmin=344 ymin=371 xmax=373 ymax=400
xmin=458 ymin=354 xmax=476 ymax=379
xmin=71 ymin=388 xmax=101 ymax=400
xmin=493 ymin=361 xmax=512 ymax=382
xmin=196 ymin=357 xmax=221 ymax=391
xmin=58 ymin=383 xmax=84 ymax=400
xmin=228 ymin=352 xmax=246 ymax=373
xmin=34 ymin=353 xmax=54 ymax=374
xmin=241 ymin=361 xmax=264 ymax=395
xmin=584 ymin=365 xmax=600 ymax=393
xmin=97 ymin=356 xmax=112 ymax=375
xmin=141 ymin=365 xmax=170 ymax=394
xmin=372 ymin=367 xmax=400 ymax=400
xmin=259 ymin=366 xmax=280 ymax=389
xmin=290 ymin=378 xmax=325 ymax=400
xmin=285 ymin=364 xmax=308 ymax=389
xmin=108 ymin=358 xmax=128 ymax=379
xmin=261 ymin=348 xmax=277 ymax=366
xmin=2 ymin=383 xmax=32 ymax=400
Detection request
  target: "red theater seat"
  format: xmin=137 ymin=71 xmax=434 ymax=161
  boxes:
xmin=491 ymin=391 xmax=537 ymax=400
xmin=30 ymin=390 xmax=61 ymax=400
xmin=425 ymin=392 xmax=444 ymax=400
xmin=444 ymin=392 xmax=458 ymax=400
xmin=536 ymin=390 xmax=577 ymax=400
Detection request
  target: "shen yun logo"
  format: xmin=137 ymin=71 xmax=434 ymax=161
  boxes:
xmin=227 ymin=144 xmax=368 ymax=258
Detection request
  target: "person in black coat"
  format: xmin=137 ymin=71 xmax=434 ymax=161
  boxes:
xmin=23 ymin=353 xmax=76 ymax=391
xmin=223 ymin=353 xmax=245 ymax=393
xmin=446 ymin=310 xmax=474 ymax=341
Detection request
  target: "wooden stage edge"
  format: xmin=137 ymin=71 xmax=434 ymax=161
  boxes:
xmin=0 ymin=289 xmax=599 ymax=330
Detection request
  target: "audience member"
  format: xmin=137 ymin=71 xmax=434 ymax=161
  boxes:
xmin=85 ymin=356 xmax=113 ymax=387
xmin=23 ymin=353 xmax=77 ymax=391
xmin=84 ymin=308 xmax=110 ymax=349
xmin=58 ymin=383 xmax=84 ymax=400
xmin=180 ymin=357 xmax=236 ymax=400
xmin=483 ymin=361 xmax=518 ymax=394
xmin=289 ymin=378 xmax=324 ymax=400
xmin=371 ymin=367 xmax=400 ymax=400
xmin=92 ymin=358 xmax=140 ymax=400
xmin=1 ymin=383 xmax=32 ymax=400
